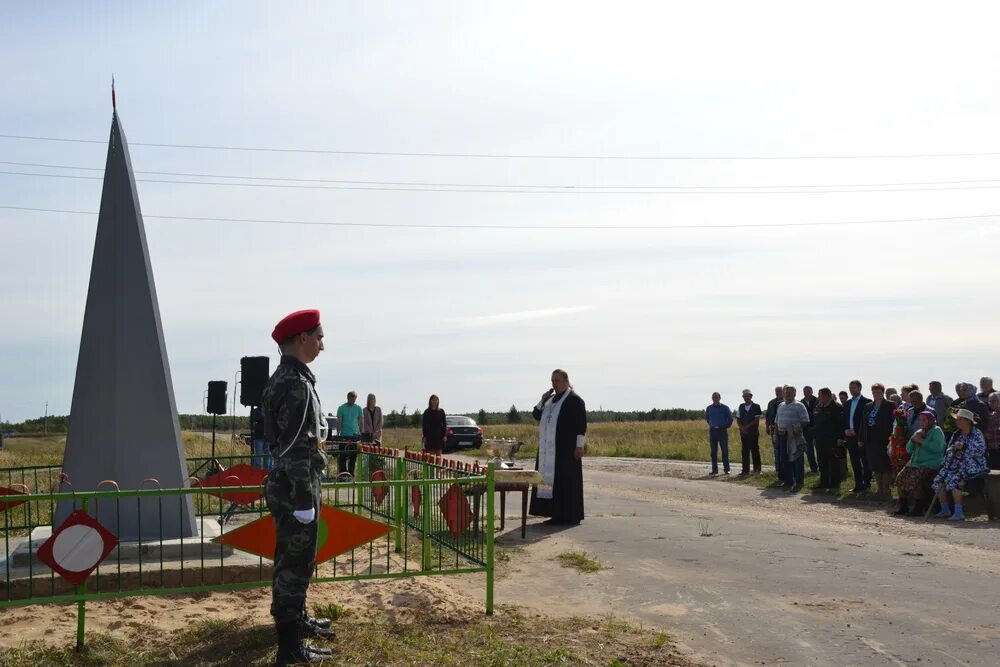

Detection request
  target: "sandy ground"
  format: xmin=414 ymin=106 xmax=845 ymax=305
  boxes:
xmin=0 ymin=574 xmax=484 ymax=648
xmin=2 ymin=455 xmax=999 ymax=666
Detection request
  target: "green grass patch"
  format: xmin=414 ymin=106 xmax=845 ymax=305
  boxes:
xmin=556 ymin=550 xmax=607 ymax=573
xmin=0 ymin=633 xmax=158 ymax=667
xmin=312 ymin=602 xmax=352 ymax=622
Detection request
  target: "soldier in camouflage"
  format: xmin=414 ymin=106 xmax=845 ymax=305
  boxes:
xmin=262 ymin=309 xmax=333 ymax=666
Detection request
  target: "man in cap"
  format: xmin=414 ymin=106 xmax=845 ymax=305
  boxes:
xmin=735 ymin=389 xmax=762 ymax=476
xmin=260 ymin=309 xmax=333 ymax=665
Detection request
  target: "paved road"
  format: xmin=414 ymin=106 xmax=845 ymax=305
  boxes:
xmin=489 ymin=458 xmax=1000 ymax=667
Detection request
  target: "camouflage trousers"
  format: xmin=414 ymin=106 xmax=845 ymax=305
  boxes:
xmin=265 ymin=467 xmax=322 ymax=623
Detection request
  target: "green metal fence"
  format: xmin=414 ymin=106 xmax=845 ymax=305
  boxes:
xmin=0 ymin=449 xmax=495 ymax=648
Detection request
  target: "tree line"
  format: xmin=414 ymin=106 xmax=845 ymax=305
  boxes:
xmin=3 ymin=406 xmax=703 ymax=435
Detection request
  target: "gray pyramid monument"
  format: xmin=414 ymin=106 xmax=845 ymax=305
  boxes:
xmin=56 ymin=107 xmax=196 ymax=540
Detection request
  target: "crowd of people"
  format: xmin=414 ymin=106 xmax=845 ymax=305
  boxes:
xmin=706 ymin=378 xmax=999 ymax=520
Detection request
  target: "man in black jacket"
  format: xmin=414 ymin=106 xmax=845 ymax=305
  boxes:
xmin=813 ymin=388 xmax=844 ymax=489
xmin=842 ymin=379 xmax=872 ymax=492
xmin=801 ymin=386 xmax=819 ymax=474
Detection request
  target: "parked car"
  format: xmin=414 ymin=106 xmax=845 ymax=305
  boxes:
xmin=445 ymin=415 xmax=484 ymax=451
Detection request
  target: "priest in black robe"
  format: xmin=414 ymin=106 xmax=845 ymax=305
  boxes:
xmin=529 ymin=369 xmax=587 ymax=524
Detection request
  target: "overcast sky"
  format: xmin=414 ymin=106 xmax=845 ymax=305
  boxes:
xmin=2 ymin=1 xmax=1000 ymax=422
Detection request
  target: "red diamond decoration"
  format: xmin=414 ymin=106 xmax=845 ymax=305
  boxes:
xmin=371 ymin=468 xmax=389 ymax=505
xmin=214 ymin=504 xmax=391 ymax=564
xmin=438 ymin=483 xmax=472 ymax=539
xmin=411 ymin=485 xmax=421 ymax=518
xmin=201 ymin=463 xmax=268 ymax=506
xmin=37 ymin=510 xmax=118 ymax=586
xmin=0 ymin=486 xmax=28 ymax=512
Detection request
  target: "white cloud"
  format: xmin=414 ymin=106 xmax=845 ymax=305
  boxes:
xmin=446 ymin=305 xmax=595 ymax=328
xmin=4 ymin=2 xmax=1000 ymax=420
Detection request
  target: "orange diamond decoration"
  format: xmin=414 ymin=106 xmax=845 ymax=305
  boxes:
xmin=214 ymin=504 xmax=391 ymax=563
xmin=201 ymin=464 xmax=268 ymax=506
xmin=438 ymin=483 xmax=473 ymax=539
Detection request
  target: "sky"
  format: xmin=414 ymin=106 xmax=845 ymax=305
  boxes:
xmin=2 ymin=1 xmax=1000 ymax=423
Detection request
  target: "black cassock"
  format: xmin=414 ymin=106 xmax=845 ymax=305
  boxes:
xmin=529 ymin=391 xmax=587 ymax=522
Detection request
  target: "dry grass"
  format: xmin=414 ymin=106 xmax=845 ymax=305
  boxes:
xmin=0 ymin=433 xmax=255 ymax=470
xmin=0 ymin=606 xmax=694 ymax=666
xmin=1 ymin=422 xmax=761 ymax=470
xmin=381 ymin=421 xmax=768 ymax=465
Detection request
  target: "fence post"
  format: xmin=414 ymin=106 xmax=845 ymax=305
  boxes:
xmin=394 ymin=456 xmax=405 ymax=553
xmin=421 ymin=463 xmax=432 ymax=571
xmin=75 ymin=496 xmax=90 ymax=650
xmin=485 ymin=462 xmax=495 ymax=615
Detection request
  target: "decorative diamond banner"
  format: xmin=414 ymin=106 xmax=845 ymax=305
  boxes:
xmin=411 ymin=485 xmax=421 ymax=518
xmin=438 ymin=483 xmax=473 ymax=539
xmin=214 ymin=504 xmax=391 ymax=563
xmin=0 ymin=486 xmax=28 ymax=512
xmin=370 ymin=468 xmax=389 ymax=505
xmin=201 ymin=464 xmax=268 ymax=506
xmin=37 ymin=509 xmax=118 ymax=586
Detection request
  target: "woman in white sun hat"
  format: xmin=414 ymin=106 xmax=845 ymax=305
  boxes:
xmin=931 ymin=408 xmax=989 ymax=521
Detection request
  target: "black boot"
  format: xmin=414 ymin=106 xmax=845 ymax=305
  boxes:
xmin=309 ymin=615 xmax=332 ymax=630
xmin=301 ymin=615 xmax=336 ymax=640
xmin=300 ymin=606 xmax=336 ymax=640
xmin=274 ymin=620 xmax=323 ymax=666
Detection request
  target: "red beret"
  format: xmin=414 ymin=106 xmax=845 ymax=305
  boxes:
xmin=271 ymin=309 xmax=321 ymax=344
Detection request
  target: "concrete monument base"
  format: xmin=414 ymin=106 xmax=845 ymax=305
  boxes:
xmin=10 ymin=519 xmax=232 ymax=569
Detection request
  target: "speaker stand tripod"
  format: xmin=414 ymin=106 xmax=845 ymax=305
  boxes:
xmin=217 ymin=404 xmax=263 ymax=526
xmin=190 ymin=413 xmax=226 ymax=478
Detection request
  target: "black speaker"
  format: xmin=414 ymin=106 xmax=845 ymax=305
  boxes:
xmin=240 ymin=356 xmax=270 ymax=407
xmin=207 ymin=381 xmax=228 ymax=415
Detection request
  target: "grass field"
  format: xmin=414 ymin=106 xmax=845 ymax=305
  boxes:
xmin=0 ymin=432 xmax=277 ymax=470
xmin=1 ymin=421 xmax=770 ymax=469
xmin=380 ymin=421 xmax=777 ymax=465
xmin=1 ymin=422 xmax=877 ymax=516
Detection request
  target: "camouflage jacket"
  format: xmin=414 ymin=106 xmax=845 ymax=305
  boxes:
xmin=261 ymin=355 xmax=328 ymax=509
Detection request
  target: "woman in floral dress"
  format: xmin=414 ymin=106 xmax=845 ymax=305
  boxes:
xmin=932 ymin=409 xmax=989 ymax=521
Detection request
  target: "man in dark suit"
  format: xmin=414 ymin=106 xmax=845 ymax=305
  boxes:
xmin=801 ymin=386 xmax=819 ymax=474
xmin=765 ymin=386 xmax=785 ymax=483
xmin=842 ymin=379 xmax=872 ymax=492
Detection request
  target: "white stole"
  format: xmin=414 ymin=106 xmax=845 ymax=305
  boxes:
xmin=537 ymin=389 xmax=571 ymax=499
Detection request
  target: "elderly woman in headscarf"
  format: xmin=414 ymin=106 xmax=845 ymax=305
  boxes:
xmin=932 ymin=408 xmax=989 ymax=521
xmin=893 ymin=411 xmax=945 ymax=516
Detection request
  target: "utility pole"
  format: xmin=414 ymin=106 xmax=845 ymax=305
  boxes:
xmin=44 ymin=401 xmax=49 ymax=434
